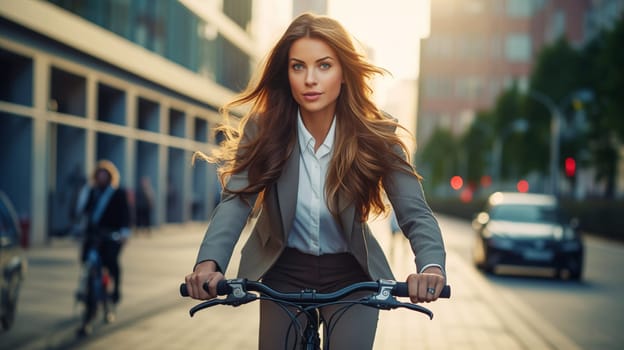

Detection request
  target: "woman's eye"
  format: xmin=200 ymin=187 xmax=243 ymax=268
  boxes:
xmin=320 ymin=63 xmax=331 ymax=70
xmin=292 ymin=63 xmax=304 ymax=71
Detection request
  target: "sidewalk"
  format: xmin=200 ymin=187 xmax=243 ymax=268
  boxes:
xmin=4 ymin=217 xmax=581 ymax=350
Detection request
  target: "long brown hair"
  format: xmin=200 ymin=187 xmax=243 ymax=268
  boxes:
xmin=195 ymin=12 xmax=420 ymax=221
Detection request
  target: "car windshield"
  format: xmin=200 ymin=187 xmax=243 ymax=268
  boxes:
xmin=489 ymin=204 xmax=558 ymax=223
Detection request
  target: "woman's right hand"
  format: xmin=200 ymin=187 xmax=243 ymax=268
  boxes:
xmin=184 ymin=260 xmax=224 ymax=300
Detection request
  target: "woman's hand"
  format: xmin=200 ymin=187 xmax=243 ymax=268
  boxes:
xmin=406 ymin=266 xmax=446 ymax=303
xmin=184 ymin=260 xmax=225 ymax=300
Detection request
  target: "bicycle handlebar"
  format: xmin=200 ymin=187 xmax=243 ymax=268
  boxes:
xmin=181 ymin=278 xmax=450 ymax=320
xmin=180 ymin=279 xmax=450 ymax=301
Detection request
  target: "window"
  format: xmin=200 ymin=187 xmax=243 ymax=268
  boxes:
xmin=49 ymin=67 xmax=86 ymax=116
xmin=546 ymin=10 xmax=566 ymax=42
xmin=137 ymin=97 xmax=160 ymax=132
xmin=506 ymin=0 xmax=533 ymax=18
xmin=97 ymin=83 xmax=126 ymax=125
xmin=0 ymin=195 xmax=19 ymax=245
xmin=0 ymin=48 xmax=33 ymax=107
xmin=505 ymin=34 xmax=531 ymax=62
xmin=455 ymin=76 xmax=485 ymax=99
xmin=425 ymin=36 xmax=453 ymax=58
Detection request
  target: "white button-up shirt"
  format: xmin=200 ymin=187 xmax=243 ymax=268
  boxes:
xmin=286 ymin=111 xmax=348 ymax=256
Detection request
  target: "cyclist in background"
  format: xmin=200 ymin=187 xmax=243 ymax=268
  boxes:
xmin=75 ymin=160 xmax=131 ymax=332
xmin=185 ymin=13 xmax=447 ymax=349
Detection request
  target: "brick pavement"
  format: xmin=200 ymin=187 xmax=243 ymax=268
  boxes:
xmin=4 ymin=216 xmax=582 ymax=350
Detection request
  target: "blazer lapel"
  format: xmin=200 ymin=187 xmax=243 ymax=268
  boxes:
xmin=276 ymin=142 xmax=300 ymax=240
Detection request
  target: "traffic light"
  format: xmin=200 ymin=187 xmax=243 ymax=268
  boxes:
xmin=450 ymin=175 xmax=463 ymax=190
xmin=564 ymin=157 xmax=576 ymax=177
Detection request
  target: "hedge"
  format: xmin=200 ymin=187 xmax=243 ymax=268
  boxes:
xmin=427 ymin=196 xmax=623 ymax=242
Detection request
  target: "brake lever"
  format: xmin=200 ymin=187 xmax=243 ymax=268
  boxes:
xmin=360 ymin=297 xmax=434 ymax=319
xmin=189 ymin=299 xmax=226 ymax=317
xmin=189 ymin=293 xmax=258 ymax=317
xmin=393 ymin=302 xmax=434 ymax=320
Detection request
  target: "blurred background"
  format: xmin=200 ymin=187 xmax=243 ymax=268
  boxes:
xmin=1 ymin=0 xmax=622 ymax=246
xmin=1 ymin=0 xmax=623 ymax=349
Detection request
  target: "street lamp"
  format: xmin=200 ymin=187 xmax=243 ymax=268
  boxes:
xmin=528 ymin=89 xmax=593 ymax=197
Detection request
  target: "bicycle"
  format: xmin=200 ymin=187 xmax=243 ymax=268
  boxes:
xmin=180 ymin=278 xmax=451 ymax=350
xmin=75 ymin=235 xmax=117 ymax=336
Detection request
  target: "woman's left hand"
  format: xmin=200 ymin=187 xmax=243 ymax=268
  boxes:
xmin=406 ymin=267 xmax=446 ymax=303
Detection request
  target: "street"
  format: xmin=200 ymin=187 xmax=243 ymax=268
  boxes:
xmin=1 ymin=214 xmax=622 ymax=349
xmin=438 ymin=215 xmax=624 ymax=350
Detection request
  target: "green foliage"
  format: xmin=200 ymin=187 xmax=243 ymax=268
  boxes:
xmin=526 ymin=38 xmax=587 ymax=179
xmin=581 ymin=17 xmax=624 ymax=196
xmin=418 ymin=17 xmax=624 ymax=198
xmin=595 ymin=17 xmax=624 ymax=140
xmin=418 ymin=128 xmax=458 ymax=187
xmin=491 ymin=85 xmax=533 ymax=177
xmin=461 ymin=111 xmax=493 ymax=183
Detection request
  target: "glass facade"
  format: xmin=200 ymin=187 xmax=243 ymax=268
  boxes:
xmin=0 ymin=0 xmax=255 ymax=244
xmin=47 ymin=0 xmax=251 ymax=91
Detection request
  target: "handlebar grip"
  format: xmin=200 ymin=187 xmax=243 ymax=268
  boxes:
xmin=179 ymin=280 xmax=233 ymax=297
xmin=216 ymin=280 xmax=232 ymax=295
xmin=180 ymin=283 xmax=189 ymax=297
xmin=393 ymin=283 xmax=451 ymax=299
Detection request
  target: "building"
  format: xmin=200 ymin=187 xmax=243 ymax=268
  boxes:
xmin=0 ymin=0 xmax=263 ymax=245
xmin=418 ymin=0 xmax=624 ymax=198
xmin=417 ymin=0 xmax=591 ymax=144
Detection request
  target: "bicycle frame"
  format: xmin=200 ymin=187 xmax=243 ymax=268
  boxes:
xmin=76 ymin=242 xmax=112 ymax=334
xmin=181 ymin=279 xmax=450 ymax=350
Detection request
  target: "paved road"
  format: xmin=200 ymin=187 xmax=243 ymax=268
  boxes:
xmin=438 ymin=215 xmax=624 ymax=350
xmin=2 ymin=216 xmax=584 ymax=350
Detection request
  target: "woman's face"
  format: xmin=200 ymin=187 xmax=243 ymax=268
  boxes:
xmin=95 ymin=169 xmax=111 ymax=188
xmin=288 ymin=37 xmax=343 ymax=118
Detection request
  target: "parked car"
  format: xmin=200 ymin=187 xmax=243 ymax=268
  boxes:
xmin=472 ymin=192 xmax=584 ymax=280
xmin=0 ymin=191 xmax=27 ymax=330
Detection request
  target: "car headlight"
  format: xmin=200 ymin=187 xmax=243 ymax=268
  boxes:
xmin=552 ymin=226 xmax=564 ymax=240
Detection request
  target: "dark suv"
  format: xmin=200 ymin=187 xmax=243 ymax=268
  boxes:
xmin=0 ymin=191 xmax=27 ymax=330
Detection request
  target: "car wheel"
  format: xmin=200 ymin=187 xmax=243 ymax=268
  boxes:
xmin=482 ymin=261 xmax=494 ymax=274
xmin=473 ymin=239 xmax=489 ymax=272
xmin=569 ymin=268 xmax=582 ymax=281
xmin=557 ymin=267 xmax=582 ymax=281
xmin=558 ymin=255 xmax=583 ymax=281
xmin=1 ymin=273 xmax=21 ymax=330
xmin=474 ymin=251 xmax=494 ymax=274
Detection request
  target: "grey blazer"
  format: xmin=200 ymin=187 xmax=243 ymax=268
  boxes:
xmin=195 ymin=123 xmax=446 ymax=281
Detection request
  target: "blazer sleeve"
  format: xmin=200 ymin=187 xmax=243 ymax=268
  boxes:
xmin=194 ymin=121 xmax=260 ymax=273
xmin=382 ymin=149 xmax=446 ymax=275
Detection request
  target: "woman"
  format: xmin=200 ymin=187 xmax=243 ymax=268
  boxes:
xmin=185 ymin=12 xmax=446 ymax=349
xmin=76 ymin=160 xmax=131 ymax=334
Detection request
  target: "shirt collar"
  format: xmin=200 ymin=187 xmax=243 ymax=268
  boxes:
xmin=297 ymin=109 xmax=336 ymax=156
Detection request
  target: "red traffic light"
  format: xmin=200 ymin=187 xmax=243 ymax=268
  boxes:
xmin=450 ymin=176 xmax=463 ymax=190
xmin=565 ymin=157 xmax=576 ymax=177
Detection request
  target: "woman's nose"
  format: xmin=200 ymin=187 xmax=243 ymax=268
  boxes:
xmin=305 ymin=69 xmax=317 ymax=85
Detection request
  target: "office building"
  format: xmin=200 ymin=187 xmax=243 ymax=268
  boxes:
xmin=0 ymin=0 xmax=259 ymax=245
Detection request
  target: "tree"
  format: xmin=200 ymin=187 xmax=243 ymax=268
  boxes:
xmin=490 ymin=84 xmax=532 ymax=179
xmin=526 ymin=37 xmax=586 ymax=191
xmin=582 ymin=16 xmax=624 ymax=198
xmin=417 ymin=127 xmax=459 ymax=188
xmin=460 ymin=110 xmax=494 ymax=185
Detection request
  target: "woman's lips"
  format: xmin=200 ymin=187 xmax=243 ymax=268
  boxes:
xmin=303 ymin=92 xmax=321 ymax=101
